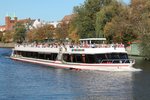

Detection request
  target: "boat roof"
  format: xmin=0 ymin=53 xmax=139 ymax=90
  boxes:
xmin=79 ymin=38 xmax=106 ymax=41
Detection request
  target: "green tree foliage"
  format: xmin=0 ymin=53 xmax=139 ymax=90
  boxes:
xmin=72 ymin=0 xmax=113 ymax=38
xmin=26 ymin=29 xmax=36 ymax=42
xmin=40 ymin=24 xmax=54 ymax=41
xmin=2 ymin=31 xmax=14 ymax=43
xmin=68 ymin=20 xmax=80 ymax=43
xmin=13 ymin=22 xmax=26 ymax=43
xmin=55 ymin=21 xmax=69 ymax=41
xmin=140 ymin=34 xmax=150 ymax=58
xmin=130 ymin=0 xmax=150 ymax=35
xmin=26 ymin=24 xmax=54 ymax=42
xmin=103 ymin=5 xmax=138 ymax=45
xmin=72 ymin=0 xmax=137 ymax=45
xmin=130 ymin=0 xmax=150 ymax=57
xmin=96 ymin=1 xmax=123 ymax=37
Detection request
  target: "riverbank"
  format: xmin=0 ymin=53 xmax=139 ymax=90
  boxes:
xmin=0 ymin=43 xmax=15 ymax=48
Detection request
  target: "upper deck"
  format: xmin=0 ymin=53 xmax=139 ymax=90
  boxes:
xmin=13 ymin=38 xmax=127 ymax=54
xmin=14 ymin=43 xmax=126 ymax=54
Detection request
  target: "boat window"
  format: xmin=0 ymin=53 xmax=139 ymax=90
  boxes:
xmin=38 ymin=53 xmax=58 ymax=60
xmin=119 ymin=53 xmax=129 ymax=63
xmin=63 ymin=54 xmax=96 ymax=63
xmin=95 ymin=54 xmax=107 ymax=63
xmin=111 ymin=53 xmax=120 ymax=59
xmin=63 ymin=54 xmax=83 ymax=63
xmin=38 ymin=53 xmax=45 ymax=59
xmin=16 ymin=51 xmax=22 ymax=55
xmin=85 ymin=54 xmax=96 ymax=63
xmin=45 ymin=54 xmax=51 ymax=60
xmin=71 ymin=54 xmax=82 ymax=63
xmin=63 ymin=54 xmax=71 ymax=62
xmin=22 ymin=51 xmax=26 ymax=57
xmin=15 ymin=51 xmax=58 ymax=61
xmin=119 ymin=53 xmax=128 ymax=59
xmin=75 ymin=54 xmax=82 ymax=63
xmin=50 ymin=53 xmax=58 ymax=60
xmin=106 ymin=53 xmax=111 ymax=59
xmin=110 ymin=53 xmax=120 ymax=63
xmin=32 ymin=52 xmax=38 ymax=58
xmin=14 ymin=51 xmax=17 ymax=55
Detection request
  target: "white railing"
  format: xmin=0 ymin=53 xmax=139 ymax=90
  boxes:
xmin=100 ymin=59 xmax=135 ymax=64
xmin=15 ymin=43 xmax=125 ymax=49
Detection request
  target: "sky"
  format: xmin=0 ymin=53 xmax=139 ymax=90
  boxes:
xmin=0 ymin=0 xmax=130 ymax=25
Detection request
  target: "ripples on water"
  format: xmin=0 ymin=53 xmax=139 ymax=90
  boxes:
xmin=0 ymin=48 xmax=150 ymax=100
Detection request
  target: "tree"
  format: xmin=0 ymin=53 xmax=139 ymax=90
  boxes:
xmin=44 ymin=24 xmax=55 ymax=41
xmin=96 ymin=1 xmax=123 ymax=37
xmin=72 ymin=0 xmax=113 ymax=38
xmin=68 ymin=19 xmax=80 ymax=43
xmin=26 ymin=29 xmax=36 ymax=42
xmin=130 ymin=0 xmax=150 ymax=57
xmin=130 ymin=0 xmax=150 ymax=35
xmin=55 ymin=21 xmax=69 ymax=41
xmin=140 ymin=34 xmax=150 ymax=58
xmin=27 ymin=24 xmax=54 ymax=42
xmin=13 ymin=22 xmax=26 ymax=43
xmin=103 ymin=6 xmax=138 ymax=45
xmin=0 ymin=31 xmax=3 ymax=42
xmin=2 ymin=31 xmax=14 ymax=43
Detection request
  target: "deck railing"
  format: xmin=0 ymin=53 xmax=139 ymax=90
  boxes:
xmin=15 ymin=43 xmax=125 ymax=49
xmin=100 ymin=59 xmax=135 ymax=64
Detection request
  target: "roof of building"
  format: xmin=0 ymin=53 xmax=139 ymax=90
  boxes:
xmin=0 ymin=25 xmax=6 ymax=31
xmin=61 ymin=14 xmax=76 ymax=22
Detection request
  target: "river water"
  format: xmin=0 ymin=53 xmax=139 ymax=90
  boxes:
xmin=0 ymin=48 xmax=150 ymax=100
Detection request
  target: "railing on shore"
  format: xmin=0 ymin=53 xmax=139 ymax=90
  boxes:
xmin=0 ymin=43 xmax=15 ymax=48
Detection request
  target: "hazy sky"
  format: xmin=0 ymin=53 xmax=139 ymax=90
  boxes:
xmin=0 ymin=0 xmax=130 ymax=25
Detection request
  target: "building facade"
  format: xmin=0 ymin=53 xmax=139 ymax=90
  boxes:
xmin=0 ymin=16 xmax=33 ymax=32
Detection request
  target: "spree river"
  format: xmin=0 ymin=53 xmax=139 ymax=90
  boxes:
xmin=0 ymin=48 xmax=150 ymax=100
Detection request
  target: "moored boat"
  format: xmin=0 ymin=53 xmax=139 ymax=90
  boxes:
xmin=10 ymin=38 xmax=141 ymax=71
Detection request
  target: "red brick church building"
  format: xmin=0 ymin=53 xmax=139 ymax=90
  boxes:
xmin=0 ymin=16 xmax=32 ymax=32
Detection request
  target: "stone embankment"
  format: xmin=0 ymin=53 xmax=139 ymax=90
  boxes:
xmin=0 ymin=43 xmax=15 ymax=48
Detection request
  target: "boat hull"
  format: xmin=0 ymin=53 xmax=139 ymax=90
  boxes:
xmin=10 ymin=56 xmax=141 ymax=71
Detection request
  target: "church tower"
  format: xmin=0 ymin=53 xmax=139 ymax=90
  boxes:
xmin=5 ymin=16 xmax=11 ymax=30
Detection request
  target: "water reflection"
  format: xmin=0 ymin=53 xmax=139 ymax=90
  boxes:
xmin=130 ymin=56 xmax=150 ymax=100
xmin=132 ymin=72 xmax=150 ymax=100
xmin=46 ymin=69 xmax=135 ymax=100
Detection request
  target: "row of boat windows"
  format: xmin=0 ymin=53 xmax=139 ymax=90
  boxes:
xmin=14 ymin=51 xmax=129 ymax=63
xmin=14 ymin=51 xmax=58 ymax=60
xmin=63 ymin=53 xmax=129 ymax=63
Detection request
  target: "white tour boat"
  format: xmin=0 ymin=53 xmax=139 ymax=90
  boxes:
xmin=10 ymin=38 xmax=141 ymax=71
